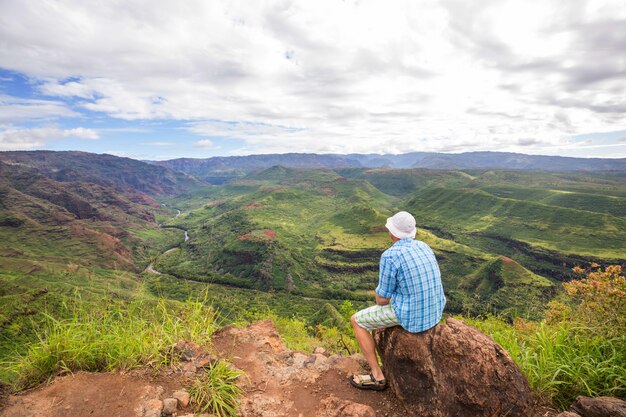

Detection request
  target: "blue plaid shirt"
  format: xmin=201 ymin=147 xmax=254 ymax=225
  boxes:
xmin=375 ymin=238 xmax=446 ymax=333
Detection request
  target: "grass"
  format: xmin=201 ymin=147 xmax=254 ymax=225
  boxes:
xmin=463 ymin=315 xmax=626 ymax=409
xmin=248 ymin=309 xmax=359 ymax=355
xmin=3 ymin=297 xmax=218 ymax=390
xmin=189 ymin=360 xmax=244 ymax=417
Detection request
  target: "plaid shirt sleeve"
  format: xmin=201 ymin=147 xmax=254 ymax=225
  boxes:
xmin=376 ymin=252 xmax=397 ymax=299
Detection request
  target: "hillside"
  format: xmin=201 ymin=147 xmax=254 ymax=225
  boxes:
xmin=0 ymin=151 xmax=202 ymax=196
xmin=0 ymin=154 xmax=194 ymax=357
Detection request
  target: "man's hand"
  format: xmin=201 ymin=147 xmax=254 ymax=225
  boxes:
xmin=375 ymin=293 xmax=391 ymax=306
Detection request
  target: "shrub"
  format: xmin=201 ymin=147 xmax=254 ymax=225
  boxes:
xmin=546 ymin=265 xmax=625 ymax=337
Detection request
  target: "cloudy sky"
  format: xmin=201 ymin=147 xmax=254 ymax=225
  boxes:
xmin=0 ymin=0 xmax=625 ymax=160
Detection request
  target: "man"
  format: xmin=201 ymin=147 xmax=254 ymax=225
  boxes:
xmin=350 ymin=211 xmax=446 ymax=390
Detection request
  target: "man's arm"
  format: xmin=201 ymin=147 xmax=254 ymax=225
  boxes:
xmin=375 ymin=252 xmax=397 ymax=305
xmin=375 ymin=293 xmax=391 ymax=306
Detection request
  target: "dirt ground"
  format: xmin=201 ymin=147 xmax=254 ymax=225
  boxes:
xmin=0 ymin=321 xmax=404 ymax=417
xmin=0 ymin=370 xmax=193 ymax=417
xmin=0 ymin=320 xmax=558 ymax=417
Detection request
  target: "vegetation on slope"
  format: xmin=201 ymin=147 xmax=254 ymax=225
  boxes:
xmin=4 ymin=298 xmax=218 ymax=390
xmin=406 ymin=186 xmax=626 ymax=259
xmin=466 ymin=265 xmax=625 ymax=409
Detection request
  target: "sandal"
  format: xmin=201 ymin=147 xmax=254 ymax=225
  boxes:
xmin=349 ymin=373 xmax=387 ymax=391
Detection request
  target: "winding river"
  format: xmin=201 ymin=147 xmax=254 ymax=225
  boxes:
xmin=143 ymin=210 xmax=188 ymax=274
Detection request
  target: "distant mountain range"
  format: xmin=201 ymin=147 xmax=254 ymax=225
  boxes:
xmin=149 ymin=151 xmax=626 ymax=182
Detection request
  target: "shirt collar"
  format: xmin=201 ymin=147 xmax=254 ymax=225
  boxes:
xmin=393 ymin=238 xmax=414 ymax=247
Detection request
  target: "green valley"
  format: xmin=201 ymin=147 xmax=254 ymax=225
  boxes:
xmin=1 ymin=151 xmax=624 ymax=409
xmin=149 ymin=166 xmax=625 ymax=319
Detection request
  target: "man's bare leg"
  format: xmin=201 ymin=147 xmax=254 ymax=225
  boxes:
xmin=351 ymin=315 xmax=385 ymax=382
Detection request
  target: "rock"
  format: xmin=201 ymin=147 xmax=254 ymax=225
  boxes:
xmin=240 ymin=395 xmax=291 ymax=417
xmin=292 ymin=352 xmax=309 ymax=368
xmin=269 ymin=365 xmax=299 ymax=383
xmin=331 ymin=356 xmax=363 ymax=375
xmin=348 ymin=353 xmax=368 ymax=369
xmin=277 ymin=350 xmax=294 ymax=366
xmin=162 ymin=397 xmax=178 ymax=415
xmin=342 ymin=402 xmax=376 ymax=417
xmin=143 ymin=398 xmax=163 ymax=417
xmin=374 ymin=318 xmax=533 ymax=417
xmin=316 ymin=395 xmax=375 ymax=417
xmin=173 ymin=390 xmax=191 ymax=408
xmin=314 ymin=347 xmax=326 ymax=355
xmin=306 ymin=353 xmax=330 ymax=370
xmin=194 ymin=354 xmax=217 ymax=368
xmin=173 ymin=339 xmax=203 ymax=361
xmin=182 ymin=362 xmax=197 ymax=373
xmin=570 ymin=396 xmax=626 ymax=417
xmin=556 ymin=412 xmax=581 ymax=417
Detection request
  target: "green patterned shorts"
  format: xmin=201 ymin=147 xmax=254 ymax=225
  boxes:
xmin=353 ymin=304 xmax=401 ymax=331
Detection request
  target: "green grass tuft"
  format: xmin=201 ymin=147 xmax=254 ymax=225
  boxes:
xmin=189 ymin=360 xmax=244 ymax=417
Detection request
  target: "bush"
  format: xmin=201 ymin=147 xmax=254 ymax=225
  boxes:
xmin=546 ymin=264 xmax=625 ymax=337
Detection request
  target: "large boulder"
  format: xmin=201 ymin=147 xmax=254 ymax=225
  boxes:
xmin=374 ymin=318 xmax=533 ymax=417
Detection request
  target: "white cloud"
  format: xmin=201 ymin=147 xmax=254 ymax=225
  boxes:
xmin=0 ymin=94 xmax=79 ymax=123
xmin=0 ymin=0 xmax=624 ymax=155
xmin=194 ymin=139 xmax=216 ymax=149
xmin=0 ymin=125 xmax=99 ymax=150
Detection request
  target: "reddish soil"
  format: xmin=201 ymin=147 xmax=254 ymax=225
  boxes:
xmin=244 ymin=201 xmax=264 ymax=210
xmin=213 ymin=320 xmax=405 ymax=417
xmin=502 ymin=256 xmax=513 ymax=263
xmin=263 ymin=229 xmax=276 ymax=239
xmin=239 ymin=229 xmax=276 ymax=241
xmin=0 ymin=370 xmax=193 ymax=417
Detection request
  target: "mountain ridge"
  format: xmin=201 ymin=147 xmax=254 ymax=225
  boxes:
xmin=148 ymin=151 xmax=626 ymax=183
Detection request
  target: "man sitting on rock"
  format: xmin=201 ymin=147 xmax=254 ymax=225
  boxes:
xmin=350 ymin=211 xmax=446 ymax=390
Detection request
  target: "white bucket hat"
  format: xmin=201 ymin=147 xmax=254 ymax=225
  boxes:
xmin=385 ymin=211 xmax=417 ymax=239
